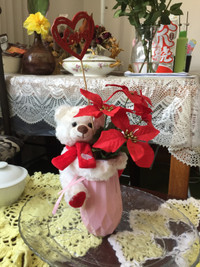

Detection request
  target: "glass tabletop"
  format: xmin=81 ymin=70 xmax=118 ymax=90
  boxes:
xmin=18 ymin=186 xmax=200 ymax=267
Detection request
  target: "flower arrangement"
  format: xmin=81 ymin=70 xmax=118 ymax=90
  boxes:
xmin=77 ymin=18 xmax=123 ymax=59
xmin=51 ymin=11 xmax=159 ymax=167
xmin=75 ymin=84 xmax=159 ymax=168
xmin=90 ymin=25 xmax=123 ymax=59
xmin=23 ymin=12 xmax=50 ymax=39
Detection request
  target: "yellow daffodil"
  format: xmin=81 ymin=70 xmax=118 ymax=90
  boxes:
xmin=23 ymin=12 xmax=50 ymax=39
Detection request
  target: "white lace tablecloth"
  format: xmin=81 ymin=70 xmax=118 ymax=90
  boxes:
xmin=5 ymin=74 xmax=200 ymax=167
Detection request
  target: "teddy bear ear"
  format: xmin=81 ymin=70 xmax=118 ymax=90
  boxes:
xmin=54 ymin=105 xmax=71 ymax=121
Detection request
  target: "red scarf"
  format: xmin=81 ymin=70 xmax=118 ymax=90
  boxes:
xmin=51 ymin=142 xmax=96 ymax=170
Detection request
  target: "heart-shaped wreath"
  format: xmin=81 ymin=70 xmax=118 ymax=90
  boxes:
xmin=51 ymin=11 xmax=94 ymax=60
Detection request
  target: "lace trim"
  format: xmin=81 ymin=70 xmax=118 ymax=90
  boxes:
xmin=5 ymin=74 xmax=200 ymax=167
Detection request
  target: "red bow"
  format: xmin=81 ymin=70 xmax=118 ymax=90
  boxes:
xmin=51 ymin=142 xmax=96 ymax=170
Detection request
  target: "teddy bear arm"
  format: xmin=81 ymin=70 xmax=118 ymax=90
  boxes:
xmin=59 ymin=171 xmax=88 ymax=205
xmin=111 ymin=152 xmax=128 ymax=170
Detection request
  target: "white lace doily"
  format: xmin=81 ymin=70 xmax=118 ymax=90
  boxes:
xmin=5 ymin=74 xmax=200 ymax=167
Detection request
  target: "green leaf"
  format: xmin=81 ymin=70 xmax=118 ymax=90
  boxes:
xmin=160 ymin=12 xmax=171 ymax=25
xmin=128 ymin=16 xmax=138 ymax=26
xmin=151 ymin=10 xmax=161 ymax=23
xmin=121 ymin=3 xmax=128 ymax=12
xmin=113 ymin=9 xmax=123 ymax=18
xmin=159 ymin=2 xmax=166 ymax=11
xmin=113 ymin=3 xmax=121 ymax=9
xmin=170 ymin=3 xmax=182 ymax=11
xmin=170 ymin=8 xmax=183 ymax=16
xmin=27 ymin=0 xmax=49 ymax=15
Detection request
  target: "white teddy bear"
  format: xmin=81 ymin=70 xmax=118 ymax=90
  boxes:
xmin=52 ymin=105 xmax=128 ymax=209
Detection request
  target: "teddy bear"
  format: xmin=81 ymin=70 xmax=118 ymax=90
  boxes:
xmin=51 ymin=105 xmax=128 ymax=210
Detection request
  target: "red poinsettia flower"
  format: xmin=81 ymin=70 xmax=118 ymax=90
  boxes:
xmin=74 ymin=88 xmax=132 ymax=118
xmin=134 ymin=103 xmax=152 ymax=123
xmin=105 ymin=84 xmax=152 ymax=107
xmin=93 ymin=115 xmax=159 ymax=168
xmin=105 ymin=84 xmax=153 ymax=123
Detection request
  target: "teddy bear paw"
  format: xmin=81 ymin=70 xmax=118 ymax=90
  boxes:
xmin=69 ymin=191 xmax=86 ymax=208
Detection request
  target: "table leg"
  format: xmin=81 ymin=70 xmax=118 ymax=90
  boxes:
xmin=168 ymin=155 xmax=190 ymax=199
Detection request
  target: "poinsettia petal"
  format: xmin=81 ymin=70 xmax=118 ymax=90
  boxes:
xmin=127 ymin=140 xmax=144 ymax=162
xmin=103 ymin=89 xmax=124 ymax=103
xmin=134 ymin=103 xmax=152 ymax=115
xmin=80 ymin=88 xmax=103 ymax=106
xmin=127 ymin=140 xmax=154 ymax=168
xmin=135 ymin=125 xmax=160 ymax=141
xmin=105 ymin=84 xmax=129 ymax=91
xmin=142 ymin=113 xmax=152 ymax=123
xmin=111 ymin=109 xmax=131 ymax=131
xmin=102 ymin=105 xmax=121 ymax=117
xmin=74 ymin=105 xmax=102 ymax=118
xmin=139 ymin=90 xmax=152 ymax=106
xmin=105 ymin=84 xmax=143 ymax=105
xmin=93 ymin=129 xmax=125 ymax=152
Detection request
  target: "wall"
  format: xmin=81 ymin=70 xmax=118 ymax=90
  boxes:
xmin=180 ymin=0 xmax=200 ymax=73
xmin=47 ymin=0 xmax=84 ymax=24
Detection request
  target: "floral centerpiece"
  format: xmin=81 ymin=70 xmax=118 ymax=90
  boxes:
xmin=51 ymin=12 xmax=160 ymax=237
xmin=76 ymin=84 xmax=159 ymax=167
xmin=51 ymin=82 xmax=159 ymax=236
xmin=113 ymin=0 xmax=183 ymax=73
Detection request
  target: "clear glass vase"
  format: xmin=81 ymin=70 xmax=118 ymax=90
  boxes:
xmin=131 ymin=25 xmax=161 ymax=73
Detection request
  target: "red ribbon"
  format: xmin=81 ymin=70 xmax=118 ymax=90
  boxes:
xmin=51 ymin=142 xmax=96 ymax=170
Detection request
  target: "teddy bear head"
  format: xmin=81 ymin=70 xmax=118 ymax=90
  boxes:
xmin=54 ymin=105 xmax=104 ymax=146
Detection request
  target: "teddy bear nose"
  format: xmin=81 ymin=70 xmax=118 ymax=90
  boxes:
xmin=77 ymin=125 xmax=88 ymax=134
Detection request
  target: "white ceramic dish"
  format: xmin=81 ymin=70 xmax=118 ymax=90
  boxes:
xmin=0 ymin=161 xmax=28 ymax=206
xmin=62 ymin=54 xmax=117 ymax=77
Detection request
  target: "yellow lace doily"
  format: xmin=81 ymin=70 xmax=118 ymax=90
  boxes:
xmin=0 ymin=172 xmax=200 ymax=267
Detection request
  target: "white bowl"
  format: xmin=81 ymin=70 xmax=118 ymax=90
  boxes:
xmin=0 ymin=161 xmax=28 ymax=206
xmin=2 ymin=55 xmax=21 ymax=73
xmin=62 ymin=54 xmax=117 ymax=77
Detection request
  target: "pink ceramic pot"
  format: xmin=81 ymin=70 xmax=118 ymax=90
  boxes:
xmin=80 ymin=171 xmax=122 ymax=237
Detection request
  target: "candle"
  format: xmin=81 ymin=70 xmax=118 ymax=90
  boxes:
xmin=100 ymin=0 xmax=105 ymax=26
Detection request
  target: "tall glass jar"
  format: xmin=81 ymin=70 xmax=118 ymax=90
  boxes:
xmin=131 ymin=25 xmax=161 ymax=73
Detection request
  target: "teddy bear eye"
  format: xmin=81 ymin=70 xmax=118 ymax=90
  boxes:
xmin=88 ymin=123 xmax=92 ymax=128
xmin=72 ymin=122 xmax=77 ymax=127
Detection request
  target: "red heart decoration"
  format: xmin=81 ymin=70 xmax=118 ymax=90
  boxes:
xmin=51 ymin=12 xmax=94 ymax=60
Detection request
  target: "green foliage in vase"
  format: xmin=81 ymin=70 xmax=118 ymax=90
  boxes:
xmin=113 ymin=0 xmax=183 ymax=27
xmin=27 ymin=0 xmax=49 ymax=16
xmin=113 ymin=0 xmax=183 ymax=73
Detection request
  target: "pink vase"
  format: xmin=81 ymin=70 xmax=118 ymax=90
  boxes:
xmin=80 ymin=171 xmax=122 ymax=237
